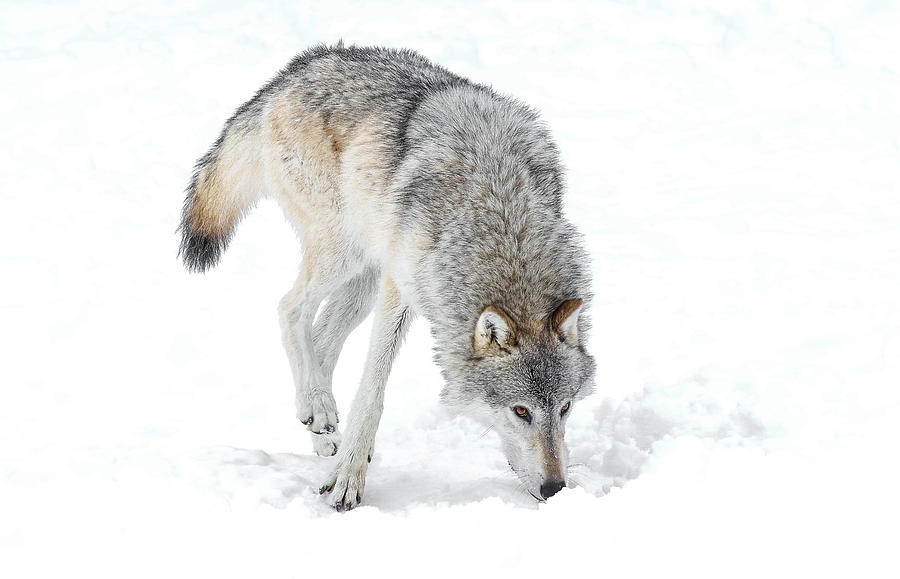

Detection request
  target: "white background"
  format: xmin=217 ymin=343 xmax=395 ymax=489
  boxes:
xmin=2 ymin=1 xmax=899 ymax=577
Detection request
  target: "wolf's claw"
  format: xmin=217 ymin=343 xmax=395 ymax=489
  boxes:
xmin=311 ymin=430 xmax=341 ymax=456
xmin=298 ymin=389 xmax=339 ymax=434
xmin=320 ymin=449 xmax=369 ymax=511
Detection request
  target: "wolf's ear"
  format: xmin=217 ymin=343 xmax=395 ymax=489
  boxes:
xmin=551 ymin=298 xmax=583 ymax=344
xmin=474 ymin=306 xmax=517 ymax=355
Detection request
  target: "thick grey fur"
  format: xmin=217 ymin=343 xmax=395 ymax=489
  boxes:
xmin=180 ymin=44 xmax=596 ymax=505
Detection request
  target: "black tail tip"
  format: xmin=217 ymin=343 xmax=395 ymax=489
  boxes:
xmin=178 ymin=227 xmax=227 ymax=273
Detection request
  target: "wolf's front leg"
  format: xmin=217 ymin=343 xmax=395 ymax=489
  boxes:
xmin=319 ymin=276 xmax=412 ymax=510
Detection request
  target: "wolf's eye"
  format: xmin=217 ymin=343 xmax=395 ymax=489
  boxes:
xmin=560 ymin=402 xmax=570 ymax=416
xmin=512 ymin=406 xmax=531 ymax=423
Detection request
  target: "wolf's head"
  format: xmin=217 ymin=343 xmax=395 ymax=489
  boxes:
xmin=441 ymin=299 xmax=595 ymax=500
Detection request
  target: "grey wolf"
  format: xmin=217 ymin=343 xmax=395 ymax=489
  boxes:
xmin=178 ymin=44 xmax=595 ymax=510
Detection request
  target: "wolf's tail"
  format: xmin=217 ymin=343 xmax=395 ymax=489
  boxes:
xmin=178 ymin=103 xmax=268 ymax=273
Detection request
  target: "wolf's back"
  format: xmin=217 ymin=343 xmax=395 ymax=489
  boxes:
xmin=178 ymin=44 xmax=468 ymax=273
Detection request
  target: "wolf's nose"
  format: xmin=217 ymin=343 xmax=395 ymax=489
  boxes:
xmin=540 ymin=478 xmax=566 ymax=500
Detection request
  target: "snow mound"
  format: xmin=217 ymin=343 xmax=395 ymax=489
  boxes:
xmin=570 ymin=375 xmax=768 ymax=494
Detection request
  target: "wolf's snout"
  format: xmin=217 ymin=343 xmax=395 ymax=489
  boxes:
xmin=540 ymin=478 xmax=566 ymax=500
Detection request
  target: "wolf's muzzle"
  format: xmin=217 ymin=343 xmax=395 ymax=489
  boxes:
xmin=540 ymin=478 xmax=566 ymax=499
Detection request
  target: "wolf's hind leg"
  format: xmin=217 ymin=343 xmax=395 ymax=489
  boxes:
xmin=306 ymin=267 xmax=379 ymax=456
xmin=279 ymin=248 xmax=357 ymax=453
xmin=313 ymin=267 xmax=379 ymax=381
xmin=320 ymin=276 xmax=413 ymax=510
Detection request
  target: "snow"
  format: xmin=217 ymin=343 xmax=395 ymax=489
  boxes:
xmin=2 ymin=0 xmax=899 ymax=577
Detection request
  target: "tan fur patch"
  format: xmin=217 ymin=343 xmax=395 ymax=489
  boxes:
xmin=267 ymin=93 xmax=343 ymax=177
xmin=188 ymin=167 xmax=231 ymax=234
xmin=322 ymin=118 xmax=346 ymax=154
xmin=188 ymin=131 xmax=265 ymax=236
xmin=517 ymin=313 xmax=547 ymax=339
xmin=538 ymin=429 xmax=565 ymax=480
xmin=551 ymin=298 xmax=582 ymax=342
xmin=263 ymin=92 xmax=348 ymax=239
xmin=474 ymin=305 xmax=517 ymax=355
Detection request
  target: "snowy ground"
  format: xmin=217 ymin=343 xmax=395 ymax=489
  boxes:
xmin=2 ymin=1 xmax=899 ymax=577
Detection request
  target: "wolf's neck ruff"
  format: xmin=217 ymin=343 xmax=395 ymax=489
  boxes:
xmin=179 ymin=44 xmax=595 ymax=510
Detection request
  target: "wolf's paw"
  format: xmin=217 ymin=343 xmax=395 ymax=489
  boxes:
xmin=297 ymin=389 xmax=339 ymax=435
xmin=319 ymin=450 xmax=369 ymax=511
xmin=310 ymin=429 xmax=341 ymax=457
